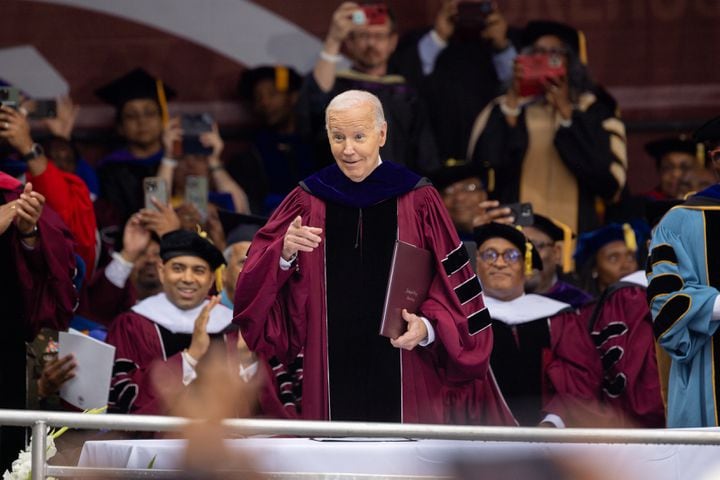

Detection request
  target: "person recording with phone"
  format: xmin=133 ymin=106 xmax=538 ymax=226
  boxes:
xmin=0 ymin=101 xmax=97 ymax=274
xmin=297 ymin=2 xmax=440 ymax=175
xmin=467 ymin=20 xmax=627 ymax=234
xmin=390 ymin=0 xmax=519 ymax=167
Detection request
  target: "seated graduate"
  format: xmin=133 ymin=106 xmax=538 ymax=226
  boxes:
xmin=94 ymin=68 xmax=176 ymax=230
xmin=234 ymin=89 xmax=514 ymax=425
xmin=523 ymin=213 xmax=592 ymax=308
xmin=574 ymin=220 xmax=649 ymax=298
xmin=473 ymin=222 xmax=598 ymax=427
xmin=106 ymin=229 xmax=237 ymax=415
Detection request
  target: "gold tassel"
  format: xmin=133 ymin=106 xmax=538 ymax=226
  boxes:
xmin=577 ymin=30 xmax=588 ymax=65
xmin=697 ymin=142 xmax=706 ymax=168
xmin=516 ymin=225 xmax=534 ymax=276
xmin=524 ymin=241 xmax=534 ymax=276
xmin=551 ymin=218 xmax=575 ymax=274
xmin=155 ymin=78 xmax=169 ymax=127
xmin=275 ymin=66 xmax=289 ymax=93
xmin=622 ymin=223 xmax=637 ymax=252
xmin=487 ymin=168 xmax=495 ymax=193
xmin=215 ymin=265 xmax=225 ymax=294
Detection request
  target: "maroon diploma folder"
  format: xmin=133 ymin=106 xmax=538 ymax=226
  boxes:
xmin=379 ymin=240 xmax=434 ymax=338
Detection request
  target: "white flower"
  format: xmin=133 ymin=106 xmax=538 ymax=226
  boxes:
xmin=2 ymin=435 xmax=58 ymax=480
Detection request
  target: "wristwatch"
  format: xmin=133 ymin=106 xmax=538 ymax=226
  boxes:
xmin=21 ymin=143 xmax=44 ymax=162
xmin=18 ymin=225 xmax=39 ymax=238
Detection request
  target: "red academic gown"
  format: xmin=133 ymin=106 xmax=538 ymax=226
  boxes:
xmin=27 ymin=161 xmax=97 ymax=276
xmin=544 ymin=282 xmax=665 ymax=427
xmin=234 ymin=184 xmax=515 ymax=425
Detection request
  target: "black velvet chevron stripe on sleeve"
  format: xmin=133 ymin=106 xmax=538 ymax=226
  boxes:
xmin=467 ymin=308 xmax=491 ymax=335
xmin=653 ymin=294 xmax=692 ymax=339
xmin=442 ymin=243 xmax=470 ymax=276
xmin=455 ymin=275 xmax=483 ymax=305
xmin=647 ymin=273 xmax=684 ymax=305
xmin=649 ymin=244 xmax=678 ymax=268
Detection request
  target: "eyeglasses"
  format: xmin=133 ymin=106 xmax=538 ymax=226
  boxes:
xmin=709 ymin=147 xmax=720 ymax=163
xmin=478 ymin=248 xmax=522 ymax=265
xmin=444 ymin=182 xmax=484 ymax=195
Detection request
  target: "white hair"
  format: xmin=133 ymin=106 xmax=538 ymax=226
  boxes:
xmin=325 ymin=90 xmax=386 ymax=131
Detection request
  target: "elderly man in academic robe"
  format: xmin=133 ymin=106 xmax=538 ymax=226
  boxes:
xmin=234 ymin=89 xmax=513 ymax=425
xmin=106 ymin=229 xmax=237 ymax=415
xmin=473 ymin=222 xmax=607 ymax=427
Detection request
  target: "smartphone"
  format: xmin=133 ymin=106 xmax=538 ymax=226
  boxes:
xmin=181 ymin=113 xmax=214 ymax=155
xmin=516 ymin=53 xmax=567 ymax=97
xmin=456 ymin=0 xmax=493 ymax=30
xmin=496 ymin=202 xmax=534 ymax=226
xmin=0 ymin=87 xmax=20 ymax=110
xmin=143 ymin=177 xmax=168 ymax=211
xmin=185 ymin=175 xmax=208 ymax=221
xmin=27 ymin=99 xmax=58 ymax=119
xmin=352 ymin=4 xmax=389 ymax=25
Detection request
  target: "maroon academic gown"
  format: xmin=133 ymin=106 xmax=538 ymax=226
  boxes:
xmin=544 ymin=281 xmax=665 ymax=427
xmin=1 ymin=173 xmax=77 ymax=469
xmin=234 ymin=185 xmax=515 ymax=425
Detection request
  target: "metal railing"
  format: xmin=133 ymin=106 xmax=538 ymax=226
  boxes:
xmin=3 ymin=409 xmax=720 ymax=479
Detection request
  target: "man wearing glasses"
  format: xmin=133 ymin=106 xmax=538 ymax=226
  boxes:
xmin=297 ymin=2 xmax=440 ymax=175
xmin=473 ymin=222 xmax=598 ymax=426
xmin=647 ymin=116 xmax=720 ymax=427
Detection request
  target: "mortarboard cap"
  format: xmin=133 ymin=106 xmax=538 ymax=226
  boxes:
xmin=644 ymin=136 xmax=698 ymax=168
xmin=430 ymin=159 xmax=484 ymax=193
xmin=529 ymin=214 xmax=575 ymax=273
xmin=693 ymin=116 xmax=720 ymax=148
xmin=573 ymin=220 xmax=650 ymax=268
xmin=238 ymin=65 xmax=302 ymax=100
xmin=95 ymin=67 xmax=176 ymax=110
xmin=521 ymin=20 xmax=587 ymax=64
xmin=160 ymin=229 xmax=225 ymax=271
xmin=217 ymin=209 xmax=267 ymax=246
xmin=473 ymin=222 xmax=543 ymax=274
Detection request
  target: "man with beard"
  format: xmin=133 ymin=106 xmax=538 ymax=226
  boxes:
xmin=78 ymin=211 xmax=173 ymax=327
xmin=297 ymin=2 xmax=440 ymax=174
xmin=106 ymin=229 xmax=233 ymax=415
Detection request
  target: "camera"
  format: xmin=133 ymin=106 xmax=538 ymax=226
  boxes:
xmin=352 ymin=4 xmax=389 ymax=25
xmin=516 ymin=53 xmax=567 ymax=97
xmin=27 ymin=99 xmax=57 ymax=119
xmin=143 ymin=177 xmax=168 ymax=211
xmin=181 ymin=113 xmax=214 ymax=155
xmin=0 ymin=87 xmax=20 ymax=110
xmin=493 ymin=202 xmax=534 ymax=226
xmin=456 ymin=1 xmax=493 ymax=30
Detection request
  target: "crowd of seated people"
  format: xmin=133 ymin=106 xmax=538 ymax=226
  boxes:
xmin=3 ymin=2 xmax=720 ymax=469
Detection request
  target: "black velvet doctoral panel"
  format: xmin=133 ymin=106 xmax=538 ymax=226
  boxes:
xmin=325 ymin=198 xmax=401 ymax=422
xmin=490 ymin=318 xmax=551 ymax=426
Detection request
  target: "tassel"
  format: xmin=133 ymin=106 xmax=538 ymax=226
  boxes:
xmin=215 ymin=265 xmax=225 ymax=294
xmin=516 ymin=225 xmax=534 ymax=276
xmin=697 ymin=142 xmax=706 ymax=168
xmin=155 ymin=79 xmax=169 ymax=127
xmin=487 ymin=168 xmax=496 ymax=193
xmin=577 ymin=30 xmax=588 ymax=65
xmin=524 ymin=241 xmax=534 ymax=276
xmin=275 ymin=66 xmax=289 ymax=93
xmin=623 ymin=223 xmax=637 ymax=252
xmin=551 ymin=218 xmax=575 ymax=274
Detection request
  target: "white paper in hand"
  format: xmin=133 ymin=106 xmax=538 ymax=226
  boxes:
xmin=59 ymin=329 xmax=115 ymax=410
